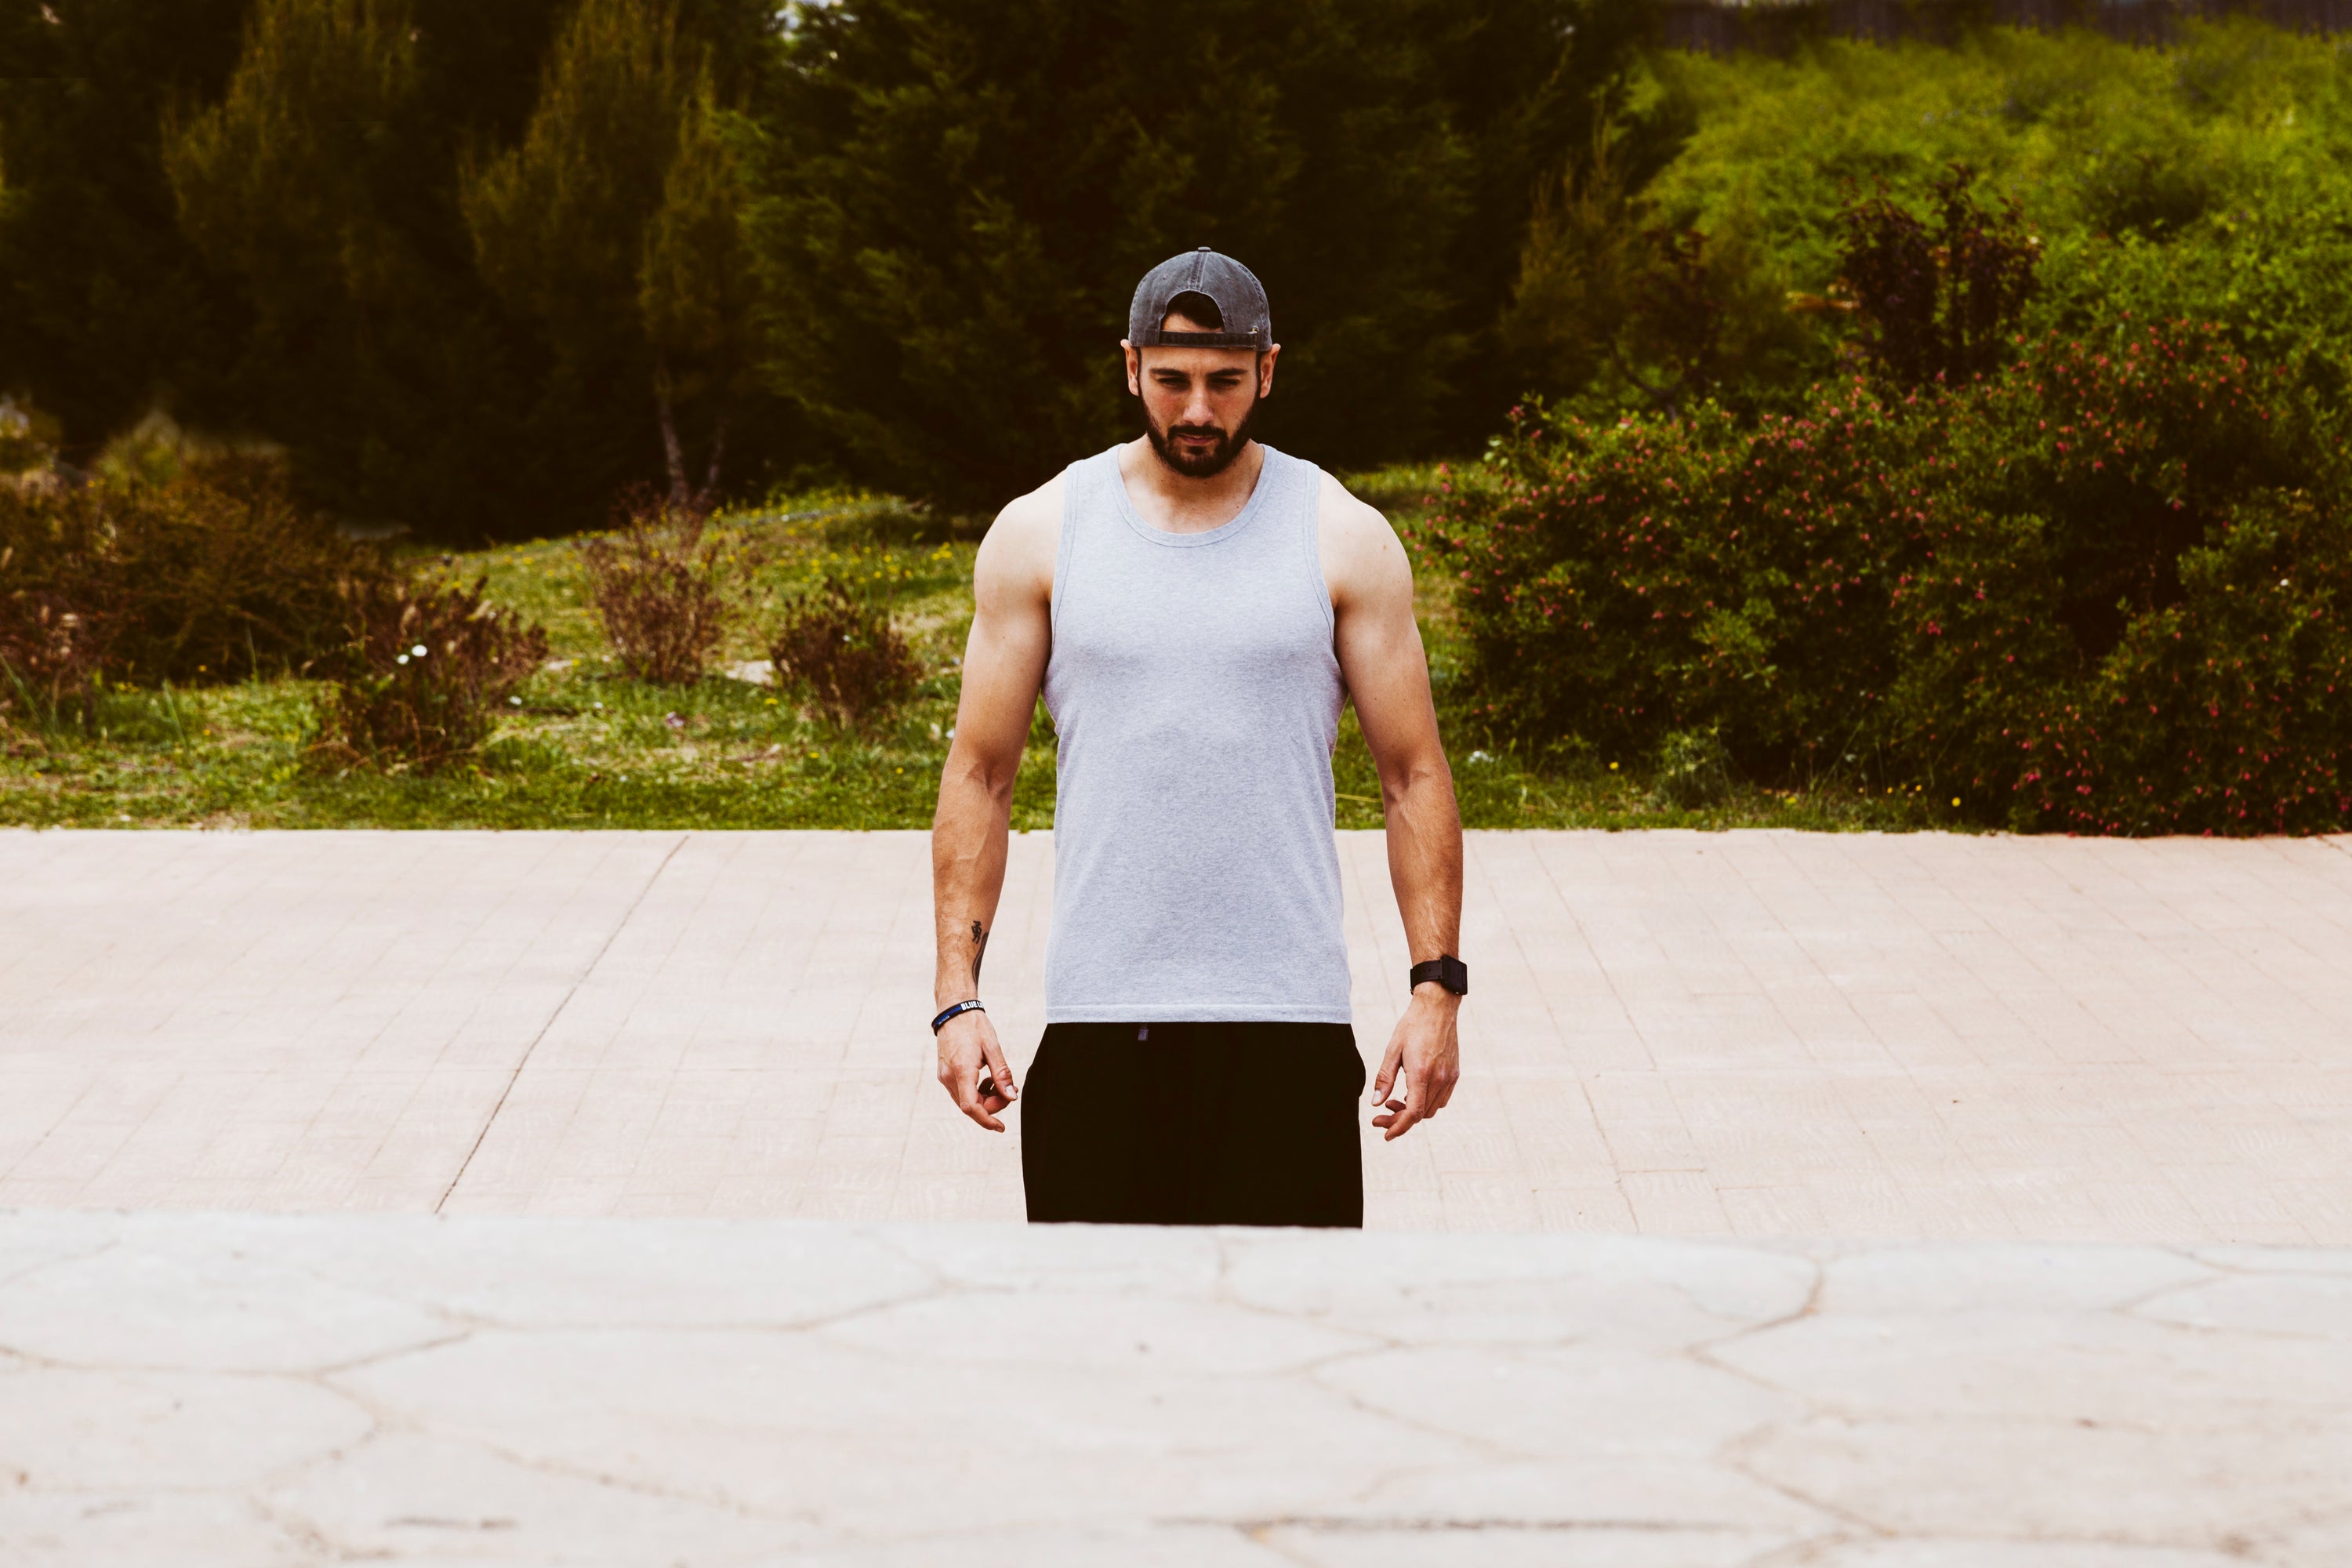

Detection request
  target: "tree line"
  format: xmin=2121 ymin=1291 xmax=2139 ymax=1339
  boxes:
xmin=1 ymin=0 xmax=1648 ymax=537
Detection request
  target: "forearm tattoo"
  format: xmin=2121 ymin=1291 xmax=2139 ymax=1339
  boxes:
xmin=970 ymin=920 xmax=989 ymax=983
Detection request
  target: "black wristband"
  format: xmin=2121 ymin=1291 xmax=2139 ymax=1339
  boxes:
xmin=1408 ymin=954 xmax=1468 ymax=996
xmin=931 ymin=999 xmax=985 ymax=1033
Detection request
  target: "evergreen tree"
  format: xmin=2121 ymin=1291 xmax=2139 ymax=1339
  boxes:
xmin=0 ymin=0 xmax=249 ymax=452
xmin=163 ymin=0 xmax=423 ymax=503
xmin=638 ymin=82 xmax=757 ymax=509
xmin=6 ymin=0 xmax=1626 ymax=530
xmin=466 ymin=0 xmax=755 ymax=510
xmin=9 ymin=0 xmax=775 ymax=535
xmin=166 ymin=0 xmax=417 ymax=291
xmin=147 ymin=0 xmax=592 ymax=532
xmin=742 ymin=0 xmax=1645 ymax=506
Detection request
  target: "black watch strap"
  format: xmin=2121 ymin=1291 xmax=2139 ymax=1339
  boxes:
xmin=1409 ymin=954 xmax=1468 ymax=996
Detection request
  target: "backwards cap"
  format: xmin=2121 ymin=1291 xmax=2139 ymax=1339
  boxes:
xmin=1127 ymin=247 xmax=1272 ymax=350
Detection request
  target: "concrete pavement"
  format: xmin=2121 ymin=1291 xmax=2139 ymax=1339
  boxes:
xmin=3 ymin=829 xmax=2350 ymax=1241
xmin=5 ymin=1209 xmax=2350 ymax=1566
xmin=9 ymin=827 xmax=2352 ymax=1565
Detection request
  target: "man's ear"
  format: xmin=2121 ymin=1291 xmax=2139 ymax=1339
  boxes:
xmin=1120 ymin=339 xmax=1141 ymax=397
xmin=1258 ymin=343 xmax=1281 ymax=399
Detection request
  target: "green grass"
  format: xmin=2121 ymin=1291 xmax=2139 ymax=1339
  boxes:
xmin=0 ymin=476 xmax=1950 ymax=832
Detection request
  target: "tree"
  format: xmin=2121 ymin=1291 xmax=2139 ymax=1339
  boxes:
xmin=9 ymin=0 xmax=778 ymax=538
xmin=166 ymin=0 xmax=418 ymax=295
xmin=163 ymin=0 xmax=423 ymax=492
xmin=0 ymin=0 xmax=249 ymax=452
xmin=1426 ymin=0 xmax=1668 ymax=435
xmin=638 ymin=83 xmax=757 ymax=510
xmin=465 ymin=0 xmax=753 ymax=511
xmin=150 ymin=0 xmax=591 ymax=534
xmin=744 ymin=0 xmax=1639 ymax=507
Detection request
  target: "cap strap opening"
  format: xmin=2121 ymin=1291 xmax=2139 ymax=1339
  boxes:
xmin=1138 ymin=327 xmax=1263 ymax=349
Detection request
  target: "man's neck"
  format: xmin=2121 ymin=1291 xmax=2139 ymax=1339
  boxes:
xmin=1115 ymin=436 xmax=1266 ymax=535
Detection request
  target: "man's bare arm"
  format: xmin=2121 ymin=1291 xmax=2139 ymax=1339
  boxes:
xmin=1323 ymin=474 xmax=1464 ymax=1141
xmin=930 ymin=479 xmax=1058 ymax=1131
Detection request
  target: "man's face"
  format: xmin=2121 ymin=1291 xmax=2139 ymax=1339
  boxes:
xmin=1123 ymin=311 xmax=1279 ymax=479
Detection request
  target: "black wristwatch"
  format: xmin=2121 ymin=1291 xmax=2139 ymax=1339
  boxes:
xmin=1410 ymin=953 xmax=1469 ymax=996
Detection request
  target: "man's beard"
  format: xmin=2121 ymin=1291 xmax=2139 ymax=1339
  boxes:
xmin=1144 ymin=395 xmax=1261 ymax=478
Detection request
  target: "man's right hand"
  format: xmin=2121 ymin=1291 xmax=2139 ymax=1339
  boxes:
xmin=936 ymin=1008 xmax=1018 ymax=1131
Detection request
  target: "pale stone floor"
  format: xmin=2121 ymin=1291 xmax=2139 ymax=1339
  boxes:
xmin=5 ymin=1210 xmax=2350 ymax=1566
xmin=5 ymin=827 xmax=2352 ymax=1563
xmin=5 ymin=829 xmax=2351 ymax=1240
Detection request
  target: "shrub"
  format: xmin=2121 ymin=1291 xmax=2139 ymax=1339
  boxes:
xmin=0 ymin=452 xmax=374 ymax=718
xmin=0 ymin=395 xmax=61 ymax=474
xmin=767 ymin=576 xmax=920 ymax=728
xmin=1836 ymin=165 xmax=2039 ymax=390
xmin=1424 ymin=320 xmax=2352 ymax=833
xmin=314 ymin=575 xmax=550 ymax=775
xmin=0 ymin=593 xmax=103 ymax=731
xmin=1421 ymin=387 xmax=1928 ymax=771
xmin=1652 ymin=724 xmax=1733 ymax=809
xmin=577 ymin=495 xmax=729 ymax=683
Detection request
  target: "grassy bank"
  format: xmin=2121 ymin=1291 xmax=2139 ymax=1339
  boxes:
xmin=0 ymin=477 xmax=1949 ymax=833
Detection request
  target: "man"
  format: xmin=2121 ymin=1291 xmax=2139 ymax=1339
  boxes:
xmin=928 ymin=246 xmax=1466 ymax=1227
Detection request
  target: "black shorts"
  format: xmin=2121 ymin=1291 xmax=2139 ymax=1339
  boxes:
xmin=1019 ymin=1020 xmax=1365 ymax=1228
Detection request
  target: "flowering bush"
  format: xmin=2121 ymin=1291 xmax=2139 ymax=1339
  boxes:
xmin=1421 ymin=320 xmax=2352 ymax=833
xmin=1421 ymin=380 xmax=1926 ymax=769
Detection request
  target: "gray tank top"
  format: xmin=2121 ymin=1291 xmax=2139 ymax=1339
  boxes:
xmin=1041 ymin=443 xmax=1351 ymax=1023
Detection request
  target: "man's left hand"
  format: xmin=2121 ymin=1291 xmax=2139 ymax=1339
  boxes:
xmin=1370 ymin=986 xmax=1460 ymax=1140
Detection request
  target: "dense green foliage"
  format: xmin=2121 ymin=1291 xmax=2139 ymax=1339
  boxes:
xmin=463 ymin=0 xmax=758 ymax=512
xmin=1427 ymin=322 xmax=2352 ymax=833
xmin=1441 ymin=19 xmax=2352 ymax=835
xmin=744 ymin=0 xmax=1642 ymax=505
xmin=16 ymin=7 xmax=2352 ymax=837
xmin=1 ymin=0 xmax=785 ymax=539
xmin=3 ymin=0 xmax=1635 ymax=529
xmin=1522 ymin=20 xmax=2352 ymax=420
xmin=0 ymin=0 xmax=249 ymax=448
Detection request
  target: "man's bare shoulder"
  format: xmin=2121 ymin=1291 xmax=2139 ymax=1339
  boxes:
xmin=974 ymin=470 xmax=1063 ymax=602
xmin=1315 ymin=469 xmax=1411 ymax=608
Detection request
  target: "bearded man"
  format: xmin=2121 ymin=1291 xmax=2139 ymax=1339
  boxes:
xmin=927 ymin=247 xmax=1466 ymax=1226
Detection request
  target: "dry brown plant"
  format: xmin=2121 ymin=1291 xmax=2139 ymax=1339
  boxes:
xmin=768 ymin=576 xmax=921 ymax=729
xmin=577 ymin=492 xmax=729 ymax=684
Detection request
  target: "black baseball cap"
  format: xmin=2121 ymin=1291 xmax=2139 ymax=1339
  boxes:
xmin=1127 ymin=246 xmax=1272 ymax=350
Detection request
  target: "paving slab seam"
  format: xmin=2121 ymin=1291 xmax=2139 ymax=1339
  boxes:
xmin=430 ymin=834 xmax=688 ymax=1214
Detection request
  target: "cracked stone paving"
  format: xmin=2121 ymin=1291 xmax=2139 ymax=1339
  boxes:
xmin=4 ymin=829 xmax=2350 ymax=1563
